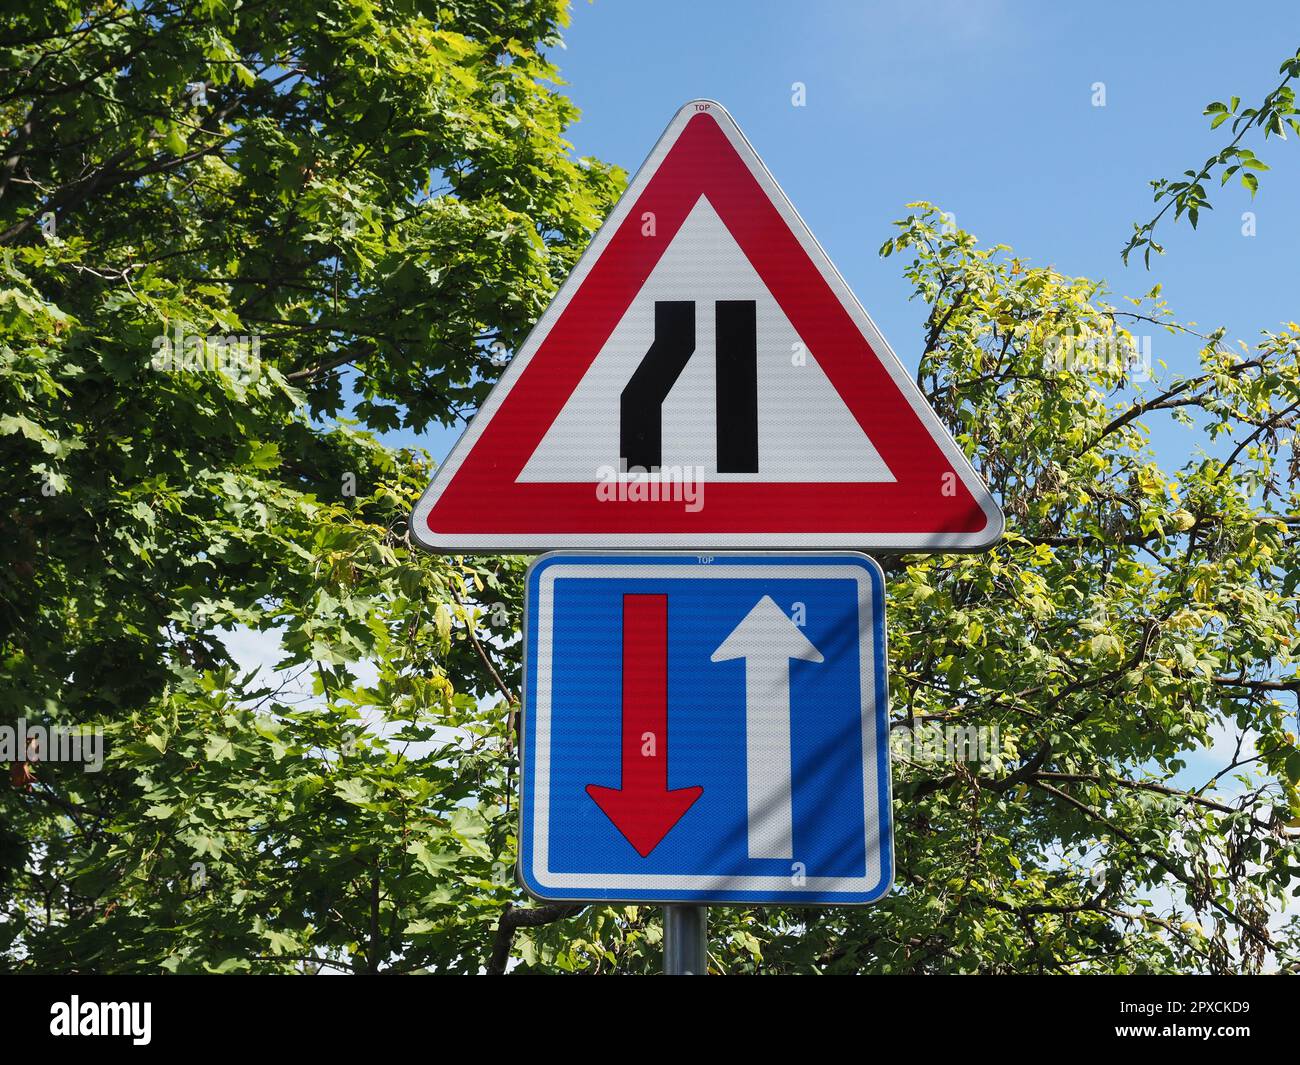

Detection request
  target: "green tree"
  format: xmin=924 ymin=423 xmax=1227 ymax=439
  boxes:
xmin=0 ymin=0 xmax=620 ymax=973
xmin=2 ymin=5 xmax=1299 ymax=975
xmin=1124 ymin=44 xmax=1300 ymax=265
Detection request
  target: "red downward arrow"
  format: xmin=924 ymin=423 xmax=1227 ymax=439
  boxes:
xmin=586 ymin=594 xmax=703 ymax=857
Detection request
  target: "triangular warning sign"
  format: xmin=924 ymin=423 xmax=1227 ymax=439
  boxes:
xmin=411 ymin=100 xmax=1002 ymax=552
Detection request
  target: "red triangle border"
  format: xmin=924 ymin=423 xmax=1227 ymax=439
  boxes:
xmin=412 ymin=102 xmax=1001 ymax=551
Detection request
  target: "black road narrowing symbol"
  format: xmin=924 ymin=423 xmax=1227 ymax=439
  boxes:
xmin=619 ymin=299 xmax=758 ymax=474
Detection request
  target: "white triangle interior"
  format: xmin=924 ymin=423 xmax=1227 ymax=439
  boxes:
xmin=517 ymin=195 xmax=895 ymax=484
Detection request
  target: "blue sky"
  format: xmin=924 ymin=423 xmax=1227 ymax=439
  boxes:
xmin=462 ymin=0 xmax=1298 ymax=783
xmin=409 ymin=0 xmax=1300 ymax=461
xmin=559 ymin=0 xmax=1299 ymax=347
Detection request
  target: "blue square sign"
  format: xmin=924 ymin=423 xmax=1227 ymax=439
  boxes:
xmin=519 ymin=552 xmax=892 ymax=905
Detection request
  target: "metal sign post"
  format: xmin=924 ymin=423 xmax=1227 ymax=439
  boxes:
xmin=663 ymin=905 xmax=708 ymax=975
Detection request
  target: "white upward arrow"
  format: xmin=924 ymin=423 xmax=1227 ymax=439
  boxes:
xmin=711 ymin=596 xmax=824 ymax=860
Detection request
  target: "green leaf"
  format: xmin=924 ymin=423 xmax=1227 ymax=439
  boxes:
xmin=332 ymin=777 xmax=375 ymax=806
xmin=204 ymin=735 xmax=235 ymax=762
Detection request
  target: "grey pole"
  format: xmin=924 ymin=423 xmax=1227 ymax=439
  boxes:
xmin=663 ymin=905 xmax=707 ymax=974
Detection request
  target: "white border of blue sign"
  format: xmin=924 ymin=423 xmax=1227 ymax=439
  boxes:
xmin=519 ymin=551 xmax=894 ymax=905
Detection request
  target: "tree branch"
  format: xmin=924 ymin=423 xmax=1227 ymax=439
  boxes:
xmin=487 ymin=902 xmax=583 ymax=975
